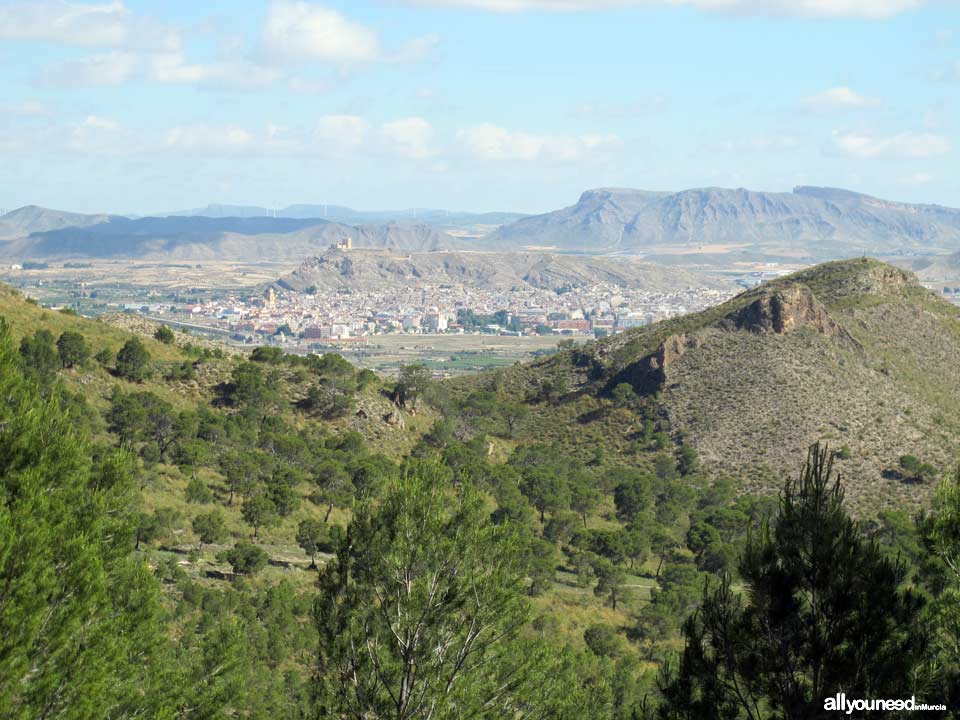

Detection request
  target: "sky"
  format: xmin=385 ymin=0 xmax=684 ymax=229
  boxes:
xmin=0 ymin=0 xmax=958 ymax=215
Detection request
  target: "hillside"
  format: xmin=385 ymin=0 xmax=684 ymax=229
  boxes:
xmin=902 ymin=250 xmax=960 ymax=284
xmin=483 ymin=257 xmax=960 ymax=511
xmin=0 ymin=208 xmax=463 ymax=259
xmin=4 ymin=263 xmax=958 ymax=716
xmin=485 ymin=186 xmax=960 ymax=261
xmin=0 ymin=205 xmax=112 ymax=239
xmin=276 ymin=248 xmax=733 ymax=293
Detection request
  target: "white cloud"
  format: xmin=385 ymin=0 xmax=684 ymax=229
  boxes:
xmin=165 ymin=125 xmax=256 ymax=152
xmin=0 ymin=1 xmax=180 ymax=51
xmin=260 ymin=1 xmax=439 ymax=67
xmin=260 ymin=1 xmax=383 ymax=65
xmin=40 ymin=51 xmax=140 ymax=87
xmin=147 ymin=53 xmax=282 ymax=90
xmin=381 ymin=117 xmax=436 ymax=159
xmin=40 ymin=50 xmax=282 ymax=90
xmin=26 ymin=2 xmax=435 ymax=91
xmin=832 ymin=130 xmax=952 ymax=159
xmin=406 ymin=0 xmax=924 ymax=18
xmin=457 ymin=123 xmax=620 ymax=161
xmin=66 ymin=115 xmax=138 ymax=154
xmin=673 ymin=0 xmax=923 ymax=19
xmin=0 ymin=100 xmax=52 ymax=117
xmin=802 ymin=86 xmax=880 ymax=111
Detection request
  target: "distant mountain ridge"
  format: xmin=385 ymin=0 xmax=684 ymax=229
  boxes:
xmin=5 ymin=185 xmax=960 ymax=262
xmin=0 ymin=205 xmax=112 ymax=239
xmin=0 ymin=207 xmax=463 ymax=260
xmin=165 ymin=203 xmax=527 ymax=229
xmin=486 ymin=186 xmax=960 ymax=260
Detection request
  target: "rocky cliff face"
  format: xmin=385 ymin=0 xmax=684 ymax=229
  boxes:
xmin=728 ymin=287 xmax=841 ymax=336
xmin=607 ymin=279 xmax=867 ymax=397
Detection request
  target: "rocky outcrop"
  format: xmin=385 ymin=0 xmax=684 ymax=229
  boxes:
xmin=728 ymin=287 xmax=842 ymax=336
xmin=657 ymin=333 xmax=698 ymax=366
xmin=604 ymin=282 xmax=867 ymax=398
xmin=384 ymin=408 xmax=404 ymax=429
xmin=605 ymin=333 xmax=700 ymax=397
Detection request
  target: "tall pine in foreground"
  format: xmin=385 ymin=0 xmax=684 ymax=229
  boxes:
xmin=657 ymin=444 xmax=932 ymax=720
xmin=311 ymin=461 xmax=591 ymax=720
xmin=0 ymin=321 xmax=173 ymax=719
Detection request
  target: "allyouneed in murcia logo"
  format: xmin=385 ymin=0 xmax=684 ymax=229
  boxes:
xmin=825 ymin=693 xmax=947 ymax=714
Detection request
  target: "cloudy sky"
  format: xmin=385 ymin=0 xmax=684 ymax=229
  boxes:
xmin=0 ymin=0 xmax=957 ymax=214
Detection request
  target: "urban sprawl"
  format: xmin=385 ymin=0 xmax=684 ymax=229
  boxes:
xmin=141 ymin=281 xmax=737 ymax=350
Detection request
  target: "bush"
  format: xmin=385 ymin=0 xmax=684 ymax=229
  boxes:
xmin=165 ymin=361 xmax=196 ymax=382
xmin=185 ymin=477 xmax=214 ymax=504
xmin=56 ymin=331 xmax=89 ymax=368
xmin=191 ymin=511 xmax=227 ymax=551
xmin=356 ymin=368 xmax=378 ymax=390
xmin=218 ymin=542 xmax=268 ymax=576
xmin=250 ymin=346 xmax=285 ymax=364
xmin=583 ymin=624 xmax=621 ymax=657
xmin=115 ymin=337 xmax=151 ymax=382
xmin=898 ymin=454 xmax=938 ymax=483
xmin=153 ymin=325 xmax=175 ymax=344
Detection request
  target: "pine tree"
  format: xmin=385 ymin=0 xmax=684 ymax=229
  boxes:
xmin=115 ymin=336 xmax=151 ymax=382
xmin=0 ymin=320 xmax=175 ymax=718
xmin=657 ymin=444 xmax=929 ymax=720
xmin=56 ymin=330 xmax=89 ymax=368
xmin=312 ymin=461 xmax=586 ymax=719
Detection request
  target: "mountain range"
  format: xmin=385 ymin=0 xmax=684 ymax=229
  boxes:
xmin=164 ymin=203 xmax=527 ymax=229
xmin=3 ymin=186 xmax=960 ymax=263
xmin=0 ymin=207 xmax=462 ymax=260
xmin=486 ymin=186 xmax=960 ymax=261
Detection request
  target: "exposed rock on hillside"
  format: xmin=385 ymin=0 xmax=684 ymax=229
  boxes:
xmin=494 ymin=258 xmax=960 ymax=511
xmin=725 ymin=286 xmax=857 ymax=350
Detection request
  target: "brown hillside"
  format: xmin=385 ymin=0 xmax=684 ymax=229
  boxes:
xmin=487 ymin=258 xmax=960 ymax=512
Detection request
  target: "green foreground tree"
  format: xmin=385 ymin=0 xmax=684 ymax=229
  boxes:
xmin=312 ymin=462 xmax=587 ymax=719
xmin=657 ymin=444 xmax=931 ymax=719
xmin=0 ymin=321 xmax=175 ymax=718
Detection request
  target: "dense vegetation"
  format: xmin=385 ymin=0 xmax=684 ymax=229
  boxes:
xmin=2 ymin=267 xmax=960 ymax=718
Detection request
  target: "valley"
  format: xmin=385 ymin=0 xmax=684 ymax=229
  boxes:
xmin=5 ymin=3 xmax=957 ymax=715
xmin=2 ymin=256 xmax=958 ymax=717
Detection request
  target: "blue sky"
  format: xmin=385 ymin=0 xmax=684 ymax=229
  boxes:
xmin=0 ymin=0 xmax=957 ymax=215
